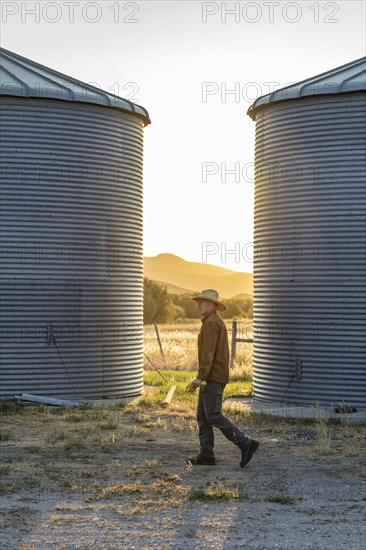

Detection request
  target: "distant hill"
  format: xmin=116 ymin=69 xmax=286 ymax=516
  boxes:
xmin=143 ymin=253 xmax=253 ymax=298
xmin=154 ymin=280 xmax=194 ymax=295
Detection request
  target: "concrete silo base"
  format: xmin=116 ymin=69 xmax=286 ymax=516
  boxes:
xmin=225 ymin=397 xmax=366 ymax=423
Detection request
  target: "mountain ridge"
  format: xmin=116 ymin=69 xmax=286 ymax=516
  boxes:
xmin=144 ymin=253 xmax=253 ymax=298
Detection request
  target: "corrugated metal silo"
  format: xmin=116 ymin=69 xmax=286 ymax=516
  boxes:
xmin=247 ymin=57 xmax=366 ymax=408
xmin=0 ymin=47 xmax=150 ymax=400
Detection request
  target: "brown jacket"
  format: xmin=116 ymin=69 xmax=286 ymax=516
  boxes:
xmin=197 ymin=311 xmax=230 ymax=384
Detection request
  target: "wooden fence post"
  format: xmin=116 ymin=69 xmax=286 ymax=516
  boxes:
xmin=154 ymin=323 xmax=164 ymax=357
xmin=230 ymin=320 xmax=237 ymax=368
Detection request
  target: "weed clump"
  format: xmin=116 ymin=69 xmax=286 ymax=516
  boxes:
xmin=314 ymin=404 xmax=332 ymax=454
xmin=0 ymin=428 xmax=12 ymax=441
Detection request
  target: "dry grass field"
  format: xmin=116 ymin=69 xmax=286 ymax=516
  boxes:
xmin=143 ymin=321 xmax=253 ymax=372
xmin=1 ymin=323 xmax=365 ymax=550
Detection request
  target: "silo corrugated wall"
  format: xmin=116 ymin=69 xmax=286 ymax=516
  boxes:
xmin=252 ymin=93 xmax=366 ymax=408
xmin=0 ymin=98 xmax=145 ymax=399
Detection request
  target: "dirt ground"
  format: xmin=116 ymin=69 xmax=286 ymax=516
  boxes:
xmin=1 ymin=397 xmax=365 ymax=550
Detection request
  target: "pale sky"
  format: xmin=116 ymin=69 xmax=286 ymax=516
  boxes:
xmin=1 ymin=0 xmax=365 ymax=272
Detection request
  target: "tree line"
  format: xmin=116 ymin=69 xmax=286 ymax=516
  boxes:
xmin=143 ymin=278 xmax=253 ymax=324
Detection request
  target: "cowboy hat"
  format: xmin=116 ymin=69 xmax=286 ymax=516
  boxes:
xmin=190 ymin=289 xmax=226 ymax=312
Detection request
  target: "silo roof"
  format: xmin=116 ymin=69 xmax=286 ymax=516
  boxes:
xmin=248 ymin=56 xmax=366 ymax=120
xmin=0 ymin=47 xmax=150 ymax=125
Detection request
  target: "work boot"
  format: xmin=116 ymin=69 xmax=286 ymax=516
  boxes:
xmin=240 ymin=439 xmax=259 ymax=468
xmin=186 ymin=453 xmax=216 ymax=465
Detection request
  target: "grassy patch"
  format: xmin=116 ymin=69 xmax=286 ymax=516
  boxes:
xmin=189 ymin=482 xmax=240 ymax=502
xmin=125 ymin=459 xmax=163 ymax=479
xmin=24 ymin=445 xmax=42 ymax=453
xmin=98 ymin=419 xmax=119 ymax=430
xmin=268 ymin=480 xmax=286 ymax=492
xmin=143 ymin=370 xmax=193 ymax=386
xmin=46 ymin=429 xmax=69 ymax=444
xmin=0 ymin=482 xmax=18 ymax=496
xmin=171 ymin=417 xmax=195 ymax=432
xmin=1 ymin=506 xmax=38 ymax=529
xmin=151 ymin=478 xmax=178 ymax=495
xmin=266 ymin=495 xmax=297 ymax=505
xmin=48 ymin=513 xmax=86 ymax=524
xmin=0 ymin=476 xmax=41 ymax=497
xmin=65 ymin=412 xmax=84 ymax=423
xmin=123 ymin=424 xmax=148 ymax=440
xmin=100 ymin=433 xmax=117 ymax=450
xmin=80 ymin=469 xmax=102 ymax=478
xmin=0 ymin=403 xmax=26 ymax=416
xmin=223 ymin=381 xmax=252 ymax=398
xmin=0 ymin=465 xmax=12 ymax=477
xmin=230 ymin=369 xmax=252 ymax=384
xmin=64 ymin=438 xmax=86 ymax=452
xmin=125 ymin=460 xmax=182 ymax=484
xmin=135 ymin=413 xmax=166 ymax=428
xmin=92 ymin=481 xmax=145 ymax=500
xmin=44 ymin=467 xmax=83 ymax=491
xmin=314 ymin=404 xmax=332 ymax=454
xmin=334 ymin=423 xmax=365 ymax=457
xmin=142 ymin=369 xmax=252 ymax=408
xmin=0 ymin=428 xmax=12 ymax=441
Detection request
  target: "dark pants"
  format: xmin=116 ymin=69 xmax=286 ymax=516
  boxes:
xmin=197 ymin=380 xmax=250 ymax=458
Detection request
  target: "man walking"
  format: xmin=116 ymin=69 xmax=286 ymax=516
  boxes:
xmin=187 ymin=289 xmax=259 ymax=468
